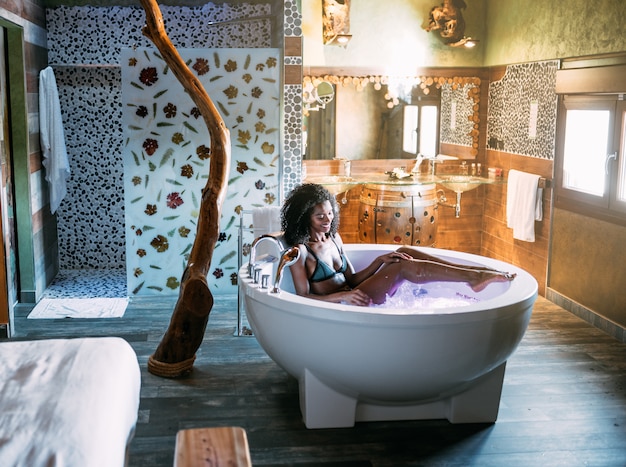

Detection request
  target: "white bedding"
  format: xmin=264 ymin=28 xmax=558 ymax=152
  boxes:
xmin=0 ymin=337 xmax=141 ymax=467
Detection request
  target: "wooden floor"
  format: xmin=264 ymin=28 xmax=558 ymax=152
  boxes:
xmin=10 ymin=295 xmax=626 ymax=466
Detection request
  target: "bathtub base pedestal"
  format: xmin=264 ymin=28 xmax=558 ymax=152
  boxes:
xmin=300 ymin=363 xmax=507 ymax=429
xmin=300 ymin=369 xmax=358 ymax=429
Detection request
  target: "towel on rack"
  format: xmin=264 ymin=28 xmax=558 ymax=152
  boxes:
xmin=506 ymin=169 xmax=543 ymax=242
xmin=39 ymin=66 xmax=70 ymax=214
xmin=252 ymin=206 xmax=282 ymax=238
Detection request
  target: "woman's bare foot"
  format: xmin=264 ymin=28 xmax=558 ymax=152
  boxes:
xmin=469 ymin=270 xmax=516 ymax=293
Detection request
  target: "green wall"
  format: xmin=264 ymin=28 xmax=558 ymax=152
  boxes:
xmin=303 ymin=0 xmax=626 ymax=70
xmin=303 ymin=0 xmax=486 ymax=70
xmin=484 ymin=0 xmax=626 ymax=66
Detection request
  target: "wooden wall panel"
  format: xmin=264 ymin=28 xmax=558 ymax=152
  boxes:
xmin=305 ymin=153 xmax=552 ymax=296
xmin=336 ymin=188 xmax=360 ymax=243
xmin=481 ymin=150 xmax=553 ymax=295
xmin=550 ymin=208 xmax=626 ymax=328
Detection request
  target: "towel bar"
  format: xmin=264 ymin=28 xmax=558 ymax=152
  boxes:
xmin=538 ymin=178 xmax=550 ymax=189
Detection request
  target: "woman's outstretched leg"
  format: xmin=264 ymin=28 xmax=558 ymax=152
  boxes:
xmin=396 ymin=246 xmax=512 ymax=275
xmin=401 ymin=258 xmax=515 ymax=293
xmin=356 ymin=250 xmax=516 ymax=305
xmin=354 ymin=261 xmax=408 ymax=305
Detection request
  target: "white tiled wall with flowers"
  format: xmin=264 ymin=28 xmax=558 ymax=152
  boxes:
xmin=122 ymin=47 xmax=280 ymax=295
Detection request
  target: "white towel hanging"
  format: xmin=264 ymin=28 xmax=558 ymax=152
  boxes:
xmin=506 ymin=170 xmax=543 ymax=242
xmin=39 ymin=66 xmax=70 ymax=214
xmin=252 ymin=206 xmax=282 ymax=238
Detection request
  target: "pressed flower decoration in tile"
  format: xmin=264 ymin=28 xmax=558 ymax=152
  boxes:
xmin=122 ymin=47 xmax=280 ymax=296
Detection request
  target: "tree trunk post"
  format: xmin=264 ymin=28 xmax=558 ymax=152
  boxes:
xmin=139 ymin=0 xmax=231 ymax=377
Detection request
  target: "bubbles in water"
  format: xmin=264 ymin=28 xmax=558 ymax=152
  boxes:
xmin=373 ymin=282 xmax=479 ymax=312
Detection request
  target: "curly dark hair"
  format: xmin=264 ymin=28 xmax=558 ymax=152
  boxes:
xmin=281 ymin=183 xmax=340 ymax=245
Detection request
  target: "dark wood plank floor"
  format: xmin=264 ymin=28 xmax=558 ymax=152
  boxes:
xmin=9 ymin=295 xmax=626 ymax=466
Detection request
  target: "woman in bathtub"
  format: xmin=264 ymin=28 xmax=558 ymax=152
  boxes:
xmin=281 ymin=183 xmax=515 ymax=306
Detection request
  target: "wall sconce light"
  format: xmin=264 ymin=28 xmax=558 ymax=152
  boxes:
xmin=303 ymin=80 xmax=335 ymax=112
xmin=322 ymin=0 xmax=352 ymax=47
xmin=424 ymin=0 xmax=478 ymax=48
xmin=449 ymin=37 xmax=480 ymax=48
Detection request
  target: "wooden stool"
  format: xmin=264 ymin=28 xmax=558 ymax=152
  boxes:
xmin=174 ymin=426 xmax=252 ymax=467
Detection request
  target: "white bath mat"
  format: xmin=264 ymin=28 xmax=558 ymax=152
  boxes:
xmin=28 ymin=298 xmax=129 ymax=319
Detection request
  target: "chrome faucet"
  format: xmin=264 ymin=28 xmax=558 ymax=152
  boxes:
xmin=271 ymin=246 xmax=301 ymax=293
xmin=436 ymin=189 xmax=462 ymax=218
xmin=334 ymin=157 xmax=351 ymax=177
xmin=430 ymin=159 xmax=439 ymax=176
xmin=454 ymin=192 xmax=462 ymax=217
xmin=344 ymin=159 xmax=351 ymax=178
xmin=248 ymin=234 xmax=285 ymax=277
xmin=411 ymin=153 xmax=426 ymax=174
xmin=412 ymin=154 xmax=444 ymax=176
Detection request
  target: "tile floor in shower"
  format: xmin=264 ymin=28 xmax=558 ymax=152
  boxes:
xmin=42 ymin=269 xmax=127 ymax=298
xmin=41 ymin=269 xmax=252 ymax=334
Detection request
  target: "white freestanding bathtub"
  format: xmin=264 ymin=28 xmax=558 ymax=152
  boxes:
xmin=239 ymin=244 xmax=537 ymax=429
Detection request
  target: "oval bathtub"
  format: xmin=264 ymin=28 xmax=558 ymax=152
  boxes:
xmin=239 ymin=244 xmax=538 ymax=429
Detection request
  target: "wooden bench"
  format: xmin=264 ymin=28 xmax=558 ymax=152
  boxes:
xmin=174 ymin=426 xmax=252 ymax=467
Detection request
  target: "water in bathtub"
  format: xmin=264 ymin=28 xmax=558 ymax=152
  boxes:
xmin=373 ymin=279 xmax=511 ymax=312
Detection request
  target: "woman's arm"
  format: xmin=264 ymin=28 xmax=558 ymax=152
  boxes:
xmin=343 ymin=255 xmax=385 ymax=288
xmin=290 ymin=244 xmax=313 ymax=297
xmin=337 ymin=234 xmax=412 ymax=288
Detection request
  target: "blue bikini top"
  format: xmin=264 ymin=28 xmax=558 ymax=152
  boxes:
xmin=305 ymin=239 xmax=348 ymax=283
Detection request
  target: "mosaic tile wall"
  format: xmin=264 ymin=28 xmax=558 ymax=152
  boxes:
xmin=45 ymin=3 xmax=286 ymax=273
xmin=487 ymin=60 xmax=559 ymax=159
xmin=54 ymin=67 xmax=125 ymax=269
xmin=281 ymin=0 xmax=304 ymax=198
xmin=440 ymin=82 xmax=477 ymax=147
xmin=281 ymin=83 xmax=304 ymax=197
xmin=46 ymin=2 xmax=304 ymax=293
xmin=46 ymin=4 xmax=272 ymax=65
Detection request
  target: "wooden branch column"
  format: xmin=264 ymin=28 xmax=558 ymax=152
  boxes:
xmin=140 ymin=0 xmax=231 ymax=377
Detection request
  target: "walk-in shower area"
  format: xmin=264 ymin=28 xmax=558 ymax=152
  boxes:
xmin=50 ymin=65 xmax=126 ymax=301
xmin=42 ymin=269 xmax=126 ymax=299
xmin=46 ymin=5 xmax=283 ymax=303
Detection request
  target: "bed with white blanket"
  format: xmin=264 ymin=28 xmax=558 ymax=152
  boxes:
xmin=0 ymin=337 xmax=141 ymax=467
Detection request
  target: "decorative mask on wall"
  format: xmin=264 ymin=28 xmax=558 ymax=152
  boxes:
xmin=322 ymin=0 xmax=352 ymax=46
xmin=425 ymin=0 xmax=478 ymax=48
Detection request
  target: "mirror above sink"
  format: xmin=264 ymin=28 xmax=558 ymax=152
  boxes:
xmin=303 ymin=70 xmax=482 ymax=162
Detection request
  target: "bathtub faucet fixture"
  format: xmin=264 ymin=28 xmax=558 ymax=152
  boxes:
xmin=249 ymin=234 xmax=285 ymax=277
xmin=272 ymin=246 xmax=300 ymax=293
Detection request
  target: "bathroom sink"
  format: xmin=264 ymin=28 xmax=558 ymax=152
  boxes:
xmin=305 ymin=176 xmax=359 ymax=195
xmin=437 ymin=175 xmax=493 ymax=193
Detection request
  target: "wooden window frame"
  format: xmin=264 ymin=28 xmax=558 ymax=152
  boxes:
xmin=554 ymin=56 xmax=626 ymax=226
